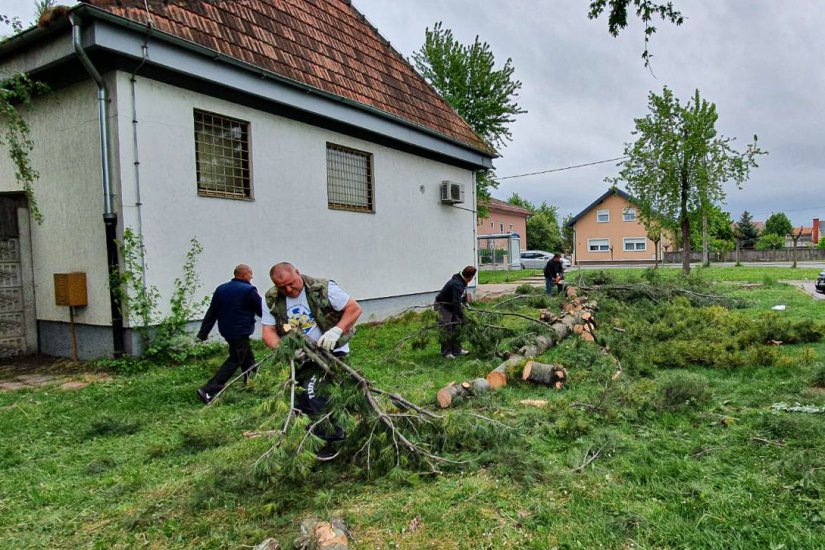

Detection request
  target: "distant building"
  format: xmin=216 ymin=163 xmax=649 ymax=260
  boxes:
xmin=567 ymin=188 xmax=661 ymax=264
xmin=477 ymin=198 xmax=531 ymax=250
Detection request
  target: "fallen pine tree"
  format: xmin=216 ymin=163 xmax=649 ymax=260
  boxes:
xmin=216 ymin=326 xmax=513 ymax=482
xmin=436 ymin=292 xmax=597 ymax=408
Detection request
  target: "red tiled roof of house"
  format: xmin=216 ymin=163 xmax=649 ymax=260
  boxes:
xmin=484 ymin=197 xmax=531 ymax=217
xmin=81 ymin=0 xmax=493 ymax=154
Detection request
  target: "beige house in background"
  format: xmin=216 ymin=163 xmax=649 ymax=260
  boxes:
xmin=568 ymin=188 xmax=661 ymax=264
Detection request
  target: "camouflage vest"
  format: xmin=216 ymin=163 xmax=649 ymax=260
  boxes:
xmin=264 ymin=274 xmax=354 ymax=346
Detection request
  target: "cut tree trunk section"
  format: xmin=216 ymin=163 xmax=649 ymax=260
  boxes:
xmin=436 ymin=378 xmax=491 ymax=408
xmin=436 ymin=294 xmax=597 ymax=408
xmin=522 ymin=361 xmax=568 ymax=390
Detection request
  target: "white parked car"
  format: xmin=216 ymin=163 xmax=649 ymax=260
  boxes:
xmin=520 ymin=250 xmax=571 ymax=270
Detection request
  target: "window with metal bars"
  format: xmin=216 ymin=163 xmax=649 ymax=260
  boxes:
xmin=326 ymin=143 xmax=373 ymax=212
xmin=194 ymin=110 xmax=251 ymax=199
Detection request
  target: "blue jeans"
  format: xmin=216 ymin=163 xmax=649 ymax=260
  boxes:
xmin=545 ymin=278 xmax=563 ymax=295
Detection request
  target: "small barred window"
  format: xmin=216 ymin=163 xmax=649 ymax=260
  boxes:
xmin=326 ymin=143 xmax=373 ymax=212
xmin=194 ymin=110 xmax=251 ymax=199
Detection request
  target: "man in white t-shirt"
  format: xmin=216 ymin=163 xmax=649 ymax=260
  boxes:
xmin=261 ymin=262 xmax=362 ymax=458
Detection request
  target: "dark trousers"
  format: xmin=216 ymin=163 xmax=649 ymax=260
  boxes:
xmin=203 ymin=337 xmax=254 ymax=393
xmin=435 ymin=303 xmax=464 ymax=356
xmin=545 ymin=277 xmax=564 ymax=296
xmin=295 ymin=355 xmax=346 ymax=442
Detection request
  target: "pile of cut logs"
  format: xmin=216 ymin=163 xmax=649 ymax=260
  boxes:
xmin=436 ymin=287 xmax=598 ymax=408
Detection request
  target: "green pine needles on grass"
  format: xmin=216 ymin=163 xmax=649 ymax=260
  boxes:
xmin=1 ymin=268 xmax=824 ymax=547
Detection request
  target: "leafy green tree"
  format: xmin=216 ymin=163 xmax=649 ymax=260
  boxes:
xmin=588 ymin=0 xmax=684 ymax=65
xmin=414 ymin=22 xmax=525 ymax=149
xmin=414 ymin=22 xmax=525 ymax=210
xmin=817 ymin=237 xmax=825 ymax=249
xmin=763 ymin=212 xmax=793 ymax=237
xmin=736 ymin=210 xmax=760 ymax=249
xmin=561 ymin=213 xmax=575 ymax=255
xmin=506 ymin=192 xmax=532 ymax=210
xmin=710 ymin=237 xmax=734 ymax=256
xmin=506 ymin=194 xmax=563 ymax=252
xmin=612 ymin=87 xmax=765 ymax=274
xmin=689 ymin=205 xmax=734 ymax=250
xmin=755 ymin=233 xmax=784 ymax=251
xmin=528 ymin=202 xmax=563 ymax=252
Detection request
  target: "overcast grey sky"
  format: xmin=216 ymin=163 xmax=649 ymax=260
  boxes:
xmin=349 ymin=0 xmax=825 ymax=227
xmin=3 ymin=1 xmax=823 ymax=226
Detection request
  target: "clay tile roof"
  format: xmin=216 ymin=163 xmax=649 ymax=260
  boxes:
xmin=81 ymin=0 xmax=493 ymax=155
xmin=485 ymin=197 xmax=532 ymax=217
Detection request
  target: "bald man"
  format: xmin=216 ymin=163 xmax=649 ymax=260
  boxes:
xmin=261 ymin=262 xmax=362 ymax=457
xmin=196 ymin=264 xmax=263 ymax=404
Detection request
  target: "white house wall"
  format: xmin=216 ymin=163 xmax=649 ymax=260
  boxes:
xmin=115 ymin=73 xmax=477 ymax=322
xmin=0 ymin=79 xmax=112 ymax=328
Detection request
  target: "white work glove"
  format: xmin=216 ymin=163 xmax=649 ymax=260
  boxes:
xmin=317 ymin=326 xmax=343 ymax=350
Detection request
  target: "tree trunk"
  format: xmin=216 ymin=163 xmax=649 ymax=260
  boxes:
xmin=702 ymin=210 xmax=709 ymax=267
xmin=653 ymin=237 xmax=661 ymax=268
xmin=436 ymin=378 xmax=491 ymax=408
xmin=680 ymin=181 xmax=691 ymax=275
xmin=486 ymin=304 xmax=593 ymax=389
xmin=522 ymin=361 xmax=568 ymax=389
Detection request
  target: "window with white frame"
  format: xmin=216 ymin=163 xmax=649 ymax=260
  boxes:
xmin=623 ymin=207 xmax=636 ymax=221
xmin=326 ymin=143 xmax=374 ymax=212
xmin=596 ymin=209 xmax=609 ymax=223
xmin=194 ymin=109 xmax=251 ymax=199
xmin=588 ymin=238 xmax=610 ymax=252
xmin=500 ymin=223 xmax=505 ymax=232
xmin=623 ymin=237 xmax=647 ymax=251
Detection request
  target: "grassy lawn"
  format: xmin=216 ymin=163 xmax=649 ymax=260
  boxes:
xmin=479 ymin=265 xmax=822 ymax=285
xmin=2 ymin=269 xmax=824 ymax=548
xmin=478 ymin=268 xmax=542 ymax=284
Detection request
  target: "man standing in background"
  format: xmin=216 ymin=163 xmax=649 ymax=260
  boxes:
xmin=196 ymin=264 xmax=262 ymax=404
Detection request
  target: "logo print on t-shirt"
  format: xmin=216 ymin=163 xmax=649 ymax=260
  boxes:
xmin=287 ymin=304 xmax=315 ymax=334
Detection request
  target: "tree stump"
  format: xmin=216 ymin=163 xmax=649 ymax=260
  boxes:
xmin=295 ymin=517 xmax=349 ymax=550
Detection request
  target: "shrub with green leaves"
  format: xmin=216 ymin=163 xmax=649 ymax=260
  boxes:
xmin=112 ymin=228 xmax=210 ymax=362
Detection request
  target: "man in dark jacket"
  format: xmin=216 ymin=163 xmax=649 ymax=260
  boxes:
xmin=434 ymin=266 xmax=477 ymax=359
xmin=196 ymin=264 xmax=262 ymax=404
xmin=544 ymin=254 xmax=565 ymax=296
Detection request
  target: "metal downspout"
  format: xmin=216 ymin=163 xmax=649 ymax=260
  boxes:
xmin=70 ymin=14 xmax=124 ymax=357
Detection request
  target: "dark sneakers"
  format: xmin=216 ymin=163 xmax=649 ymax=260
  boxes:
xmin=196 ymin=388 xmax=215 ymax=405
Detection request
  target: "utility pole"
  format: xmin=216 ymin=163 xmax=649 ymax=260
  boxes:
xmin=787 ymin=229 xmax=802 ymax=269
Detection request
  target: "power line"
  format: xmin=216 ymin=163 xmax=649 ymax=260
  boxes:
xmin=493 ymin=156 xmax=628 ymax=181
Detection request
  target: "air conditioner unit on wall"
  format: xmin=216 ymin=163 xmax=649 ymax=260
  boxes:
xmin=440 ymin=181 xmax=465 ymax=204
